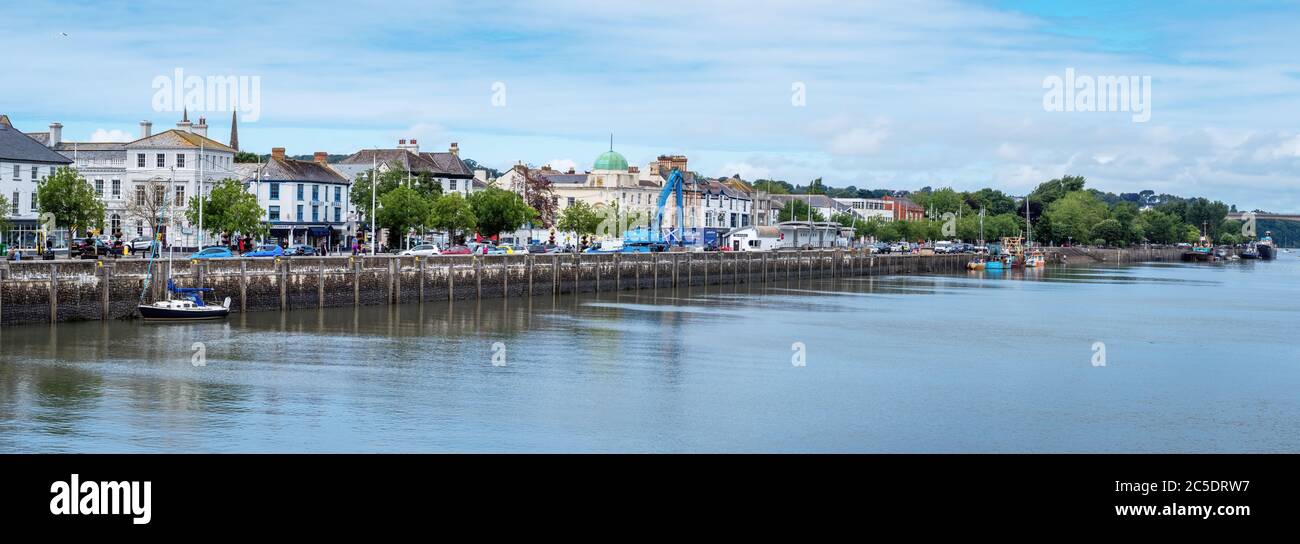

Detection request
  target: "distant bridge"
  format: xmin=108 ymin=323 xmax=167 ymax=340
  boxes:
xmin=1224 ymin=212 xmax=1300 ymax=223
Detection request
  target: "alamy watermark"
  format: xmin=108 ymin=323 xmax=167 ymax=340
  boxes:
xmin=152 ymin=68 xmax=261 ymax=122
xmin=1043 ymin=68 xmax=1151 ymax=123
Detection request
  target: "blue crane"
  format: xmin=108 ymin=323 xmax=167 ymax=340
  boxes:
xmin=624 ymin=168 xmax=686 ymax=250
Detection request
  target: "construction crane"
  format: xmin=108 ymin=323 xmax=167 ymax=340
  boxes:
xmin=623 ymin=168 xmax=686 ymax=251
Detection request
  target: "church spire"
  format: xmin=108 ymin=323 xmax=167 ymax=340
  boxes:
xmin=182 ymin=107 xmax=189 ymax=123
xmin=229 ymin=111 xmax=239 ymax=151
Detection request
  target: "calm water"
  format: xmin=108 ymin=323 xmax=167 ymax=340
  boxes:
xmin=2 ymin=256 xmax=1298 ymax=452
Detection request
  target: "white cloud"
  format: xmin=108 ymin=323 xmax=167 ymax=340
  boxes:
xmin=544 ymin=158 xmax=578 ymax=172
xmin=828 ymin=121 xmax=891 ymax=156
xmin=718 ymin=162 xmax=772 ymax=180
xmin=90 ymin=128 xmax=131 ymax=142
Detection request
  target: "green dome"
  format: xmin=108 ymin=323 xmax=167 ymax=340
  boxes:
xmin=593 ymin=150 xmax=628 ymax=171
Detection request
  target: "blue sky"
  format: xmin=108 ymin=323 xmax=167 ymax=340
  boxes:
xmin=3 ymin=0 xmax=1300 ymax=210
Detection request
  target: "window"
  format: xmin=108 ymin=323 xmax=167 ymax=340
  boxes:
xmin=296 ymin=184 xmax=304 ymax=200
xmin=111 ymin=179 xmax=121 ymax=199
xmin=334 ymin=207 xmax=341 ymax=223
xmin=94 ymin=179 xmax=104 ymax=197
xmin=567 ymin=197 xmax=575 ymax=207
xmin=450 ymin=179 xmax=458 ymax=191
xmin=174 ymin=186 xmax=185 ymax=207
xmin=312 ymin=185 xmax=319 ymax=201
xmin=136 ymin=220 xmax=143 ymax=236
xmin=177 ymin=154 xmax=185 ymax=168
xmin=156 ymin=153 xmax=165 ymax=167
xmin=10 ymin=192 xmax=17 ymax=214
xmin=136 ymin=186 xmax=146 ymax=206
xmin=31 ymin=192 xmax=38 ymax=211
xmin=312 ymin=206 xmax=319 ymax=222
xmin=12 ymin=165 xmax=18 ymax=179
xmin=296 ymin=205 xmax=303 ymax=220
xmin=154 ymin=186 xmax=166 ymax=207
xmin=31 ymin=166 xmax=38 ymax=181
xmin=269 ymin=183 xmax=280 ymax=200
xmin=334 ymin=187 xmax=341 ymax=202
xmin=110 ymin=214 xmax=121 ymax=235
xmin=137 ymin=154 xmax=146 ymax=167
xmin=268 ymin=206 xmax=280 ymax=221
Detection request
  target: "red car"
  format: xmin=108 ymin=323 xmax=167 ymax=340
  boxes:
xmin=441 ymin=245 xmax=472 ymax=255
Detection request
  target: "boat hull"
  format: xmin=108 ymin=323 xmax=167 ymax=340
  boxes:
xmin=138 ymin=305 xmax=229 ymax=321
xmin=1258 ymin=245 xmax=1275 ymax=260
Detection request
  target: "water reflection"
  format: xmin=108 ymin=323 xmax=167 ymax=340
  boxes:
xmin=2 ymin=259 xmax=1298 ymax=452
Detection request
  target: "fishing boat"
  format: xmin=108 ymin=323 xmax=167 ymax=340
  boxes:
xmin=1240 ymin=246 xmax=1259 ymax=259
xmin=1024 ymin=249 xmax=1046 ymax=267
xmin=138 ymin=280 xmax=230 ymax=321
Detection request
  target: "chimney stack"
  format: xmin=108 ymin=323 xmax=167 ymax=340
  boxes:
xmin=140 ymin=120 xmax=153 ymax=139
xmin=194 ymin=116 xmax=208 ymax=137
xmin=397 ymin=138 xmax=419 ymax=153
xmin=48 ymin=122 xmax=62 ymax=147
xmin=449 ymin=142 xmax=459 ymax=156
xmin=272 ymin=147 xmax=286 ymax=161
xmin=313 ymin=151 xmax=328 ymax=164
xmin=512 ymin=163 xmax=527 ymax=176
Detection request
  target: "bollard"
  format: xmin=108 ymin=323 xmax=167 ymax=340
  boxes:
xmin=319 ymin=257 xmax=326 ymax=308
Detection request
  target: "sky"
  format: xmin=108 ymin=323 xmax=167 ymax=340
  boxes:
xmin=2 ymin=0 xmax=1299 ymax=210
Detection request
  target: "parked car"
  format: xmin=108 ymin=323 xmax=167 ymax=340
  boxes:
xmin=495 ymin=245 xmax=515 ymax=254
xmin=528 ymin=244 xmax=559 ymax=254
xmin=190 ymin=246 xmax=234 ymax=259
xmin=244 ymin=244 xmax=284 ymax=258
xmin=285 ymin=244 xmax=317 ymax=256
xmin=441 ymin=245 xmax=472 ymax=255
xmin=890 ymin=242 xmax=911 ymax=253
xmin=508 ymin=244 xmax=528 ymax=254
xmin=400 ymin=244 xmax=442 ymax=256
xmin=73 ymin=237 xmax=111 ymax=259
xmin=127 ymin=236 xmax=155 ymax=252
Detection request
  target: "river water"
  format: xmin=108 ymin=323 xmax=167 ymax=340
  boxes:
xmin=2 ymin=257 xmax=1297 ymax=452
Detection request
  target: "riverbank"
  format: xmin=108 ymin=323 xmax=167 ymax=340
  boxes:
xmin=0 ymin=247 xmax=1186 ymax=326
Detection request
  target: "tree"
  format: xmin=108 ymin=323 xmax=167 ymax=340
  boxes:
xmin=429 ymin=192 xmax=477 ymax=244
xmin=0 ymin=193 xmax=9 ymax=234
xmin=777 ymin=200 xmax=824 ymax=222
xmin=1043 ymin=191 xmax=1108 ymax=244
xmin=830 ymin=212 xmax=869 ymax=239
xmin=910 ymin=187 xmax=969 ymax=217
xmin=37 ymin=167 xmax=105 ymax=236
xmin=1029 ymin=175 xmax=1087 ymax=207
xmin=126 ymin=176 xmax=172 ymax=243
xmin=234 ymin=151 xmax=260 ymax=163
xmin=513 ymin=168 xmax=557 ymax=228
xmin=1136 ymin=209 xmax=1183 ymax=244
xmin=557 ymin=200 xmax=601 ymax=238
xmin=966 ymin=188 xmax=1017 ymax=216
xmin=1092 ymin=219 xmax=1125 ymax=246
xmin=468 ymin=187 xmax=536 ymax=239
xmin=350 ymin=168 xmax=444 ymax=225
xmin=377 ymin=185 xmax=434 ymax=248
xmin=752 ymin=179 xmax=792 ymax=194
xmin=185 ymin=178 xmax=267 ymax=243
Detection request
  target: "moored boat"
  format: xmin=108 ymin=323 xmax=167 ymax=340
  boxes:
xmin=138 ymin=280 xmax=230 ymax=322
xmin=1257 ymin=232 xmax=1276 ymax=260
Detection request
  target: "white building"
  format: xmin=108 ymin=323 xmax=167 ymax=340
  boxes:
xmin=0 ymin=114 xmax=73 ymax=249
xmin=832 ymin=197 xmax=894 ymax=221
xmin=235 ymin=148 xmax=352 ymax=248
xmin=122 ymin=114 xmax=237 ymax=248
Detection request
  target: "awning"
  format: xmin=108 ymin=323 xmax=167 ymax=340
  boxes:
xmin=308 ymin=227 xmax=332 ymax=237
